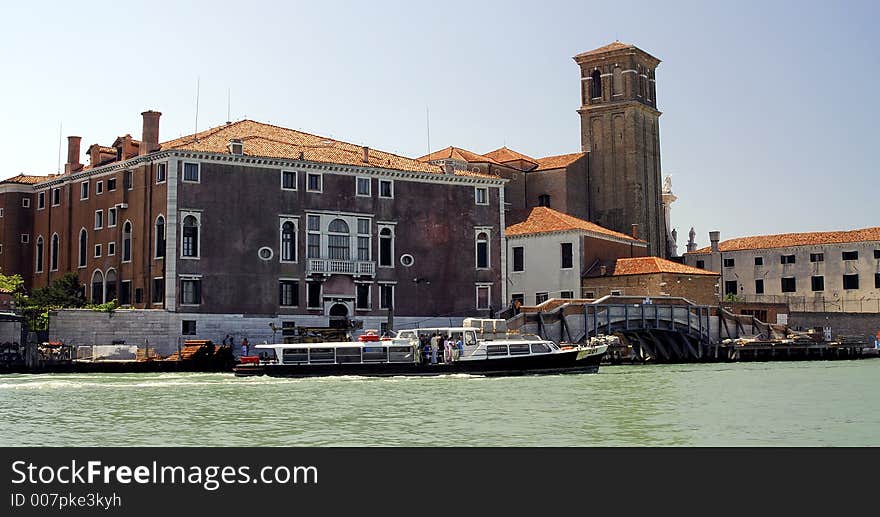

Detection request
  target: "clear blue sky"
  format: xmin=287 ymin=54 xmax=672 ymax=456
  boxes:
xmin=1 ymin=0 xmax=876 ymax=252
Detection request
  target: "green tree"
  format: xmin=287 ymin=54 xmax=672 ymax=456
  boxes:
xmin=27 ymin=272 xmax=87 ymax=308
xmin=0 ymin=272 xmax=24 ymax=295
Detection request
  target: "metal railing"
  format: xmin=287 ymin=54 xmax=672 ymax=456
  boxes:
xmin=306 ymin=258 xmax=375 ymax=276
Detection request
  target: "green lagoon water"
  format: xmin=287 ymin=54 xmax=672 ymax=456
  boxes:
xmin=1 ymin=360 xmax=878 ymax=446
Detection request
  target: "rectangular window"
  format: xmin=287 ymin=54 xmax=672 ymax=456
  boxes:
xmin=80 ymin=181 xmax=89 ymax=200
xmin=94 ymin=244 xmax=102 ymax=258
xmin=811 ymin=276 xmax=824 ymax=292
xmin=0 ymin=208 xmax=3 ymax=217
xmin=609 ymin=289 xmax=622 ymax=296
xmin=279 ymin=280 xmax=299 ymax=307
xmin=512 ymin=246 xmax=524 ymax=272
xmin=108 ymin=242 xmax=116 ymax=256
xmin=379 ymin=179 xmax=393 ymax=198
xmin=21 ymin=198 xmax=30 ymax=208
xmin=754 ymin=257 xmax=763 ymax=266
xmin=781 ymin=254 xmax=796 ymax=264
xmin=356 ymin=284 xmax=370 ymax=310
xmin=724 ymin=280 xmax=737 ymax=296
xmin=152 ymin=278 xmax=164 ymax=304
xmin=119 ymin=281 xmax=131 ymax=305
xmin=38 ymin=192 xmax=45 ymax=209
xmin=561 ymin=243 xmax=573 ymax=269
xmin=875 ymin=250 xmax=880 ymax=259
xmin=538 ymin=194 xmax=550 ymax=207
xmin=94 ymin=210 xmax=103 ymax=230
xmin=476 ymin=231 xmax=489 ymax=269
xmin=108 ymin=207 xmax=117 ymax=227
xmin=134 ymin=288 xmax=143 ymax=305
xmin=475 ymin=187 xmax=488 ymax=205
xmin=107 ymin=178 xmax=117 ymax=191
xmin=842 ymin=250 xmax=859 ymax=261
xmin=281 ymin=170 xmax=297 ymax=190
xmin=306 ymin=173 xmax=322 ymax=192
xmin=875 ymin=273 xmax=880 ymax=289
xmin=755 ymin=279 xmax=764 ymax=294
xmin=535 ymin=292 xmax=549 ymax=304
xmin=781 ymin=277 xmax=796 ymax=293
xmin=124 ymin=170 xmax=133 ymax=190
xmin=810 ymin=253 xmax=824 ymax=263
xmin=843 ymin=274 xmax=859 ymax=290
xmin=307 ymin=282 xmax=322 ymax=309
xmin=476 ymin=285 xmax=491 ymax=310
xmin=307 ymin=215 xmax=321 ymax=259
xmin=723 ymin=258 xmax=735 ymax=268
xmin=356 ymin=177 xmax=371 ymax=196
xmin=96 ymin=181 xmax=104 ymax=195
xmin=181 ymin=278 xmax=202 ymax=305
xmin=156 ymin=163 xmax=167 ymax=184
xmin=21 ymin=234 xmax=29 ymax=244
xmin=357 ymin=218 xmax=370 ymax=261
xmin=696 ymin=260 xmax=705 ymax=269
xmin=183 ymin=163 xmax=199 ymax=182
xmin=378 ymin=225 xmax=394 ymax=267
xmin=182 ymin=320 xmax=197 ymax=335
xmin=560 ymin=291 xmax=574 ymax=299
xmin=379 ymin=284 xmax=394 ymax=310
xmin=52 ymin=188 xmax=60 ymax=206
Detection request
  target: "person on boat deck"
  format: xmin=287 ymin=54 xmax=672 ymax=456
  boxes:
xmin=430 ymin=333 xmax=440 ymax=364
xmin=456 ymin=337 xmax=464 ymax=359
xmin=444 ymin=337 xmax=453 ymax=363
xmin=420 ymin=335 xmax=431 ymax=365
xmin=241 ymin=338 xmax=249 ymax=357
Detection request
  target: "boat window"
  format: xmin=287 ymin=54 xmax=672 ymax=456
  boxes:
xmin=508 ymin=344 xmax=530 ymax=355
xmin=548 ymin=342 xmax=560 ymax=350
xmin=362 ymin=346 xmax=388 ymax=362
xmin=465 ymin=331 xmax=477 ymax=346
xmin=486 ymin=345 xmax=509 ymax=357
xmin=282 ymin=348 xmax=309 ymax=363
xmin=388 ymin=346 xmax=414 ymax=363
xmin=397 ymin=331 xmax=415 ymax=339
xmin=530 ymin=343 xmax=551 ymax=354
xmin=335 ymin=347 xmax=362 ymax=364
xmin=309 ymin=348 xmax=336 ymax=363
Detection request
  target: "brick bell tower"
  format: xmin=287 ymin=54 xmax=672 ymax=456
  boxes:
xmin=575 ymin=41 xmax=667 ymax=257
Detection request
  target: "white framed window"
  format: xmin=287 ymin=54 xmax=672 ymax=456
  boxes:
xmin=280 ymin=218 xmax=298 ymax=263
xmin=121 ymin=221 xmax=133 ymax=262
xmin=306 ymin=172 xmax=322 ymax=193
xmin=281 ymin=170 xmax=297 ymax=190
xmin=94 ymin=210 xmax=103 ymax=230
xmin=155 ymin=215 xmax=166 ymax=259
xmin=124 ymin=170 xmax=134 ymax=190
xmin=80 ymin=181 xmax=89 ymax=200
xmin=180 ymin=276 xmax=202 ymax=305
xmin=94 ymin=244 xmax=102 ymax=258
xmin=51 ymin=188 xmax=60 ymax=206
xmin=181 ymin=212 xmax=201 ymax=259
xmin=279 ymin=279 xmax=299 ymax=308
xmin=78 ymin=229 xmax=88 ymax=268
xmin=357 ymin=218 xmax=371 ymax=261
xmin=34 ymin=236 xmax=43 ymax=273
xmin=182 ymin=162 xmax=200 ymax=183
xmin=476 ymin=284 xmax=491 ymax=310
xmin=378 ymin=179 xmax=393 ymax=198
xmin=107 ymin=177 xmax=117 ymax=191
xmin=355 ymin=282 xmax=371 ymax=310
xmin=108 ymin=241 xmax=116 ymax=256
xmin=379 ymin=283 xmax=395 ymax=310
xmin=156 ymin=163 xmax=167 ymax=184
xmin=609 ymin=289 xmax=622 ymax=296
xmin=306 ymin=215 xmax=321 ymax=259
xmin=49 ymin=233 xmax=59 ymax=271
xmin=96 ymin=180 xmax=104 ymax=195
xmin=327 ymin=219 xmax=351 ymax=260
xmin=475 ymin=229 xmax=490 ymax=269
xmin=356 ymin=177 xmax=371 ymax=197
xmin=21 ymin=234 xmax=30 ymax=244
xmin=108 ymin=207 xmax=117 ymax=227
xmin=475 ymin=187 xmax=489 ymax=205
xmin=37 ymin=192 xmax=45 ymax=209
xmin=535 ymin=292 xmax=549 ymax=304
xmin=21 ymin=198 xmax=30 ymax=208
xmin=378 ymin=225 xmax=395 ymax=268
xmin=560 ymin=290 xmax=574 ymax=299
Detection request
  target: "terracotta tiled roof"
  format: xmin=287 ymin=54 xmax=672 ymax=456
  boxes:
xmin=610 ymin=257 xmax=718 ymax=276
xmin=534 ymin=152 xmax=586 ymax=171
xmin=0 ymin=174 xmax=55 ymax=185
xmin=689 ymin=227 xmax=880 ymax=254
xmin=574 ymin=41 xmax=636 ymax=58
xmin=417 ymin=146 xmax=501 ymax=165
xmin=506 ymin=206 xmax=645 ymax=243
xmin=160 ymin=120 xmax=497 ymax=177
xmin=483 ymin=147 xmax=537 ymax=165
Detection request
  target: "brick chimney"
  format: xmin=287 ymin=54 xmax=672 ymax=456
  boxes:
xmin=362 ymin=146 xmax=369 ymax=163
xmin=599 ymin=265 xmax=607 ymax=276
xmin=631 ymin=224 xmax=639 ymax=240
xmin=443 ymin=162 xmax=454 ymax=175
xmin=65 ymin=136 xmax=82 ymax=174
xmin=139 ymin=110 xmax=162 ymax=156
xmin=709 ymin=231 xmax=721 ymax=253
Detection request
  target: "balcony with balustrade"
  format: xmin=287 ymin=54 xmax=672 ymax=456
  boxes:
xmin=307 ymin=258 xmax=375 ymax=277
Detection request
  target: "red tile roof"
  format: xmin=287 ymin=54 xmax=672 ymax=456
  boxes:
xmin=161 ymin=120 xmax=498 ymax=178
xmin=0 ymin=174 xmax=55 ymax=185
xmin=483 ymin=147 xmax=537 ymax=166
xmin=610 ymin=257 xmax=718 ymax=276
xmin=689 ymin=227 xmax=880 ymax=254
xmin=534 ymin=152 xmax=586 ymax=171
xmin=506 ymin=206 xmax=645 ymax=243
xmin=417 ymin=146 xmax=501 ymax=165
xmin=574 ymin=41 xmax=636 ymax=58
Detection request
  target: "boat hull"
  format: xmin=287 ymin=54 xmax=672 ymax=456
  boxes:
xmin=233 ymin=348 xmax=604 ymax=378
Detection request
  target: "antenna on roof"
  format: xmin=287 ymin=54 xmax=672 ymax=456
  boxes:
xmin=425 ymin=105 xmax=431 ymax=156
xmin=56 ymin=122 xmax=62 ymax=174
xmin=226 ymin=88 xmax=231 ymax=124
xmin=193 ymin=76 xmax=200 ymax=141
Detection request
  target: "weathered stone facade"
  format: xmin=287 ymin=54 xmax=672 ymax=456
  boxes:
xmin=581 ymin=271 xmax=719 ymax=306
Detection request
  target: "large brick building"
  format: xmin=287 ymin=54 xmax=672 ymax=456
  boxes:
xmin=1 ymin=111 xmax=507 ymax=336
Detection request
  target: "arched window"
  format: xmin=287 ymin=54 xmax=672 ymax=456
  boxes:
xmin=91 ymin=269 xmax=104 ymax=304
xmin=182 ymin=215 xmax=198 ymax=258
xmin=612 ymin=67 xmax=623 ymax=96
xmin=35 ymin=236 xmax=44 ymax=273
xmin=50 ymin=233 xmax=59 ymax=271
xmin=122 ymin=221 xmax=132 ymax=262
xmin=281 ymin=221 xmax=296 ymax=262
xmin=155 ymin=215 xmax=165 ymax=258
xmin=590 ymin=69 xmax=602 ymax=99
xmin=78 ymin=229 xmax=88 ymax=268
xmin=104 ymin=268 xmax=118 ymax=303
xmin=327 ymin=219 xmax=350 ymax=260
xmin=378 ymin=227 xmax=393 ymax=267
xmin=638 ymin=66 xmax=646 ymax=98
xmin=475 ymin=232 xmax=489 ymax=269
